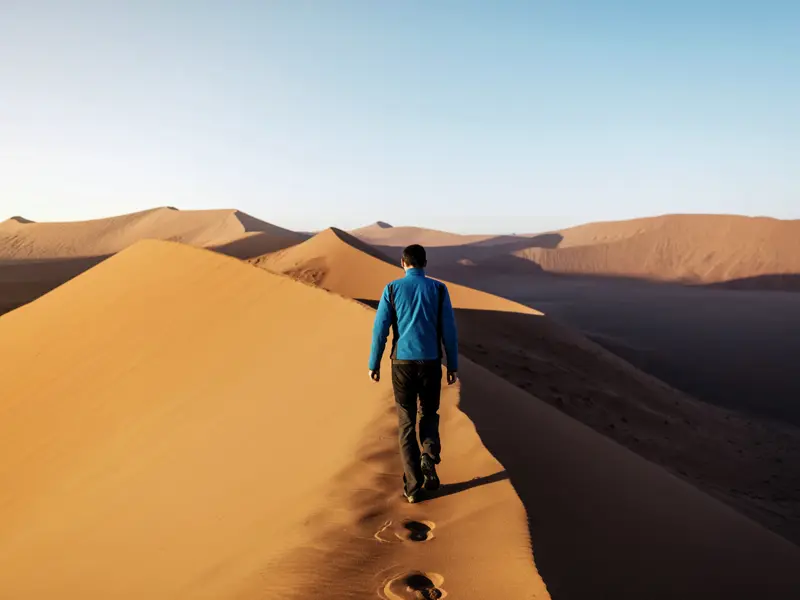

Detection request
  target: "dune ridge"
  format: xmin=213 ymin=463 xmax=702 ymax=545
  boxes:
xmin=252 ymin=228 xmax=800 ymax=545
xmin=0 ymin=206 xmax=304 ymax=261
xmin=252 ymin=227 xmax=540 ymax=314
xmin=0 ymin=207 xmax=307 ymax=317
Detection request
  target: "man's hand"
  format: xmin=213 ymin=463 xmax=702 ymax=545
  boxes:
xmin=369 ymin=369 xmax=381 ymax=383
xmin=446 ymin=371 xmax=458 ymax=385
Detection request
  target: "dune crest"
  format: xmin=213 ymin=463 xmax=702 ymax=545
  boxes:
xmin=252 ymin=227 xmax=540 ymax=314
xmin=0 ymin=207 xmax=307 ymax=317
xmin=0 ymin=207 xmax=305 ymax=261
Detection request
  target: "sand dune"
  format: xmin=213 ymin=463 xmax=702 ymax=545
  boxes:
xmin=1 ymin=240 xmax=799 ymax=598
xmin=515 ymin=214 xmax=800 ymax=284
xmin=0 ymin=206 xmax=304 ymax=260
xmin=253 ymin=228 xmax=800 ymax=545
xmin=352 ymin=221 xmax=522 ymax=248
xmin=252 ymin=227 xmax=538 ymax=313
xmin=0 ymin=207 xmax=306 ymax=316
xmin=357 ymin=214 xmax=800 ymax=288
xmin=0 ymin=240 xmax=544 ymax=598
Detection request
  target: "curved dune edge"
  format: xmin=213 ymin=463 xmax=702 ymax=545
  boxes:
xmin=0 ymin=240 xmax=546 ymax=599
xmin=0 ymin=207 xmax=307 ymax=316
xmin=251 ymin=227 xmax=541 ymax=314
xmin=0 ymin=206 xmax=306 ymax=261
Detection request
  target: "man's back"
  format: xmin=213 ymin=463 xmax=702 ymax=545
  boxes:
xmin=368 ymin=267 xmax=458 ymax=372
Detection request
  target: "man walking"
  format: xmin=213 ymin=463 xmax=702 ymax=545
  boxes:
xmin=368 ymin=244 xmax=459 ymax=503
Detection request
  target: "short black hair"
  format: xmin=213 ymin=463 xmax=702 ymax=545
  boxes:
xmin=402 ymin=244 xmax=427 ymax=268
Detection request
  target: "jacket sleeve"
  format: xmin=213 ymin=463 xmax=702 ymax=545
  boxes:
xmin=440 ymin=285 xmax=459 ymax=371
xmin=368 ymin=285 xmax=393 ymax=371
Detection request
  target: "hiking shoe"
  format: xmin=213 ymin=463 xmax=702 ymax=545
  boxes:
xmin=421 ymin=455 xmax=440 ymax=491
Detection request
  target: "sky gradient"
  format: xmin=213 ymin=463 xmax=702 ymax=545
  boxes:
xmin=1 ymin=1 xmax=798 ymax=233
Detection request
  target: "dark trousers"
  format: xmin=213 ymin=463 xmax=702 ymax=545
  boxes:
xmin=391 ymin=362 xmax=442 ymax=495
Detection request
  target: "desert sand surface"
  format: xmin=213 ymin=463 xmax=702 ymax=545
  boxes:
xmin=1 ymin=240 xmax=799 ymax=599
xmin=0 ymin=207 xmax=306 ymax=315
xmin=0 ymin=240 xmax=544 ymax=599
xmin=253 ymin=228 xmax=800 ymax=546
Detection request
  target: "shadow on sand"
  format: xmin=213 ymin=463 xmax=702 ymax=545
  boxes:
xmin=427 ymin=470 xmax=509 ymax=500
xmin=455 ymin=366 xmax=800 ymax=600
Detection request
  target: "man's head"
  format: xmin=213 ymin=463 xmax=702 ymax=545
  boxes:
xmin=401 ymin=244 xmax=427 ymax=270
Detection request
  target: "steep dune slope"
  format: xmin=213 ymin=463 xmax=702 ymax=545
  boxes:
xmin=0 ymin=241 xmax=544 ymax=599
xmin=252 ymin=229 xmax=800 ymax=545
xmin=457 ymin=359 xmax=800 ymax=599
xmin=0 ymin=207 xmax=304 ymax=260
xmin=516 ymin=214 xmax=800 ymax=284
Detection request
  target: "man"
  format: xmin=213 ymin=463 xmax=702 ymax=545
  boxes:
xmin=368 ymin=244 xmax=459 ymax=503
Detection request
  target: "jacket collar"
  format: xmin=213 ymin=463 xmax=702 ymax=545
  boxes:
xmin=405 ymin=267 xmax=426 ymax=277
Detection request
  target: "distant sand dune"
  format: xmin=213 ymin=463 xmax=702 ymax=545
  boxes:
xmin=353 ymin=214 xmax=800 ymax=289
xmin=0 ymin=206 xmax=305 ymax=260
xmin=252 ymin=227 xmax=539 ymax=313
xmin=351 ymin=222 xmax=523 ymax=248
xmin=0 ymin=207 xmax=307 ymax=315
xmin=1 ymin=240 xmax=798 ymax=598
xmin=515 ymin=214 xmax=800 ymax=284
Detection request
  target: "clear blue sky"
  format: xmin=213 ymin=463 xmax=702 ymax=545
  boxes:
xmin=1 ymin=1 xmax=798 ymax=233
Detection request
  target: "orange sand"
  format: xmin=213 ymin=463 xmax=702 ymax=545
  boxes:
xmin=0 ymin=240 xmax=798 ymax=598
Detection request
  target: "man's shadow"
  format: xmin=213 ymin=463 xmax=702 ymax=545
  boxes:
xmin=426 ymin=470 xmax=509 ymax=500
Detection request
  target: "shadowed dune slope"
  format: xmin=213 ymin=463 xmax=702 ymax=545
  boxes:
xmin=516 ymin=214 xmax=800 ymax=284
xmin=0 ymin=240 xmax=545 ymax=599
xmin=252 ymin=229 xmax=800 ymax=546
xmin=0 ymin=207 xmax=305 ymax=260
xmin=456 ymin=359 xmax=800 ymax=599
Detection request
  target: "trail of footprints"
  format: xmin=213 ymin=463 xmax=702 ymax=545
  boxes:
xmin=376 ymin=519 xmax=447 ymax=599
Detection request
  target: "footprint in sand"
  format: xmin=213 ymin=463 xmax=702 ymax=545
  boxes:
xmin=374 ymin=520 xmax=435 ymax=543
xmin=380 ymin=571 xmax=446 ymax=599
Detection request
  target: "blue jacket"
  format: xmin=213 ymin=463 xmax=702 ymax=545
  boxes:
xmin=369 ymin=268 xmax=458 ymax=371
